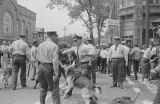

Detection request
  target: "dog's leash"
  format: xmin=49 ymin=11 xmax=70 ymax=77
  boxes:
xmin=133 ymin=79 xmax=150 ymax=104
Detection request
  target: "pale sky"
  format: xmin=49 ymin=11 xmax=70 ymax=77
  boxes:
xmin=17 ymin=0 xmax=86 ymax=37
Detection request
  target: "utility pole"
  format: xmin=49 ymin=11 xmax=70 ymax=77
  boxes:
xmin=145 ymin=0 xmax=150 ymax=44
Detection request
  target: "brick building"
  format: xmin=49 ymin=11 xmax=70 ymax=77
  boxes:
xmin=117 ymin=0 xmax=160 ymax=46
xmin=0 ymin=0 xmax=36 ymax=44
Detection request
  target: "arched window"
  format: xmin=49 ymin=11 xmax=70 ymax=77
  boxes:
xmin=22 ymin=20 xmax=25 ymax=34
xmin=3 ymin=12 xmax=12 ymax=36
xmin=17 ymin=19 xmax=20 ymax=34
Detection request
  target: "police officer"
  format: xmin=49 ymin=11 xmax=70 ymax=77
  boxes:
xmin=38 ymin=31 xmax=60 ymax=104
xmin=9 ymin=34 xmax=30 ymax=90
xmin=62 ymin=34 xmax=92 ymax=80
xmin=86 ymin=37 xmax=98 ymax=84
xmin=108 ymin=36 xmax=128 ymax=89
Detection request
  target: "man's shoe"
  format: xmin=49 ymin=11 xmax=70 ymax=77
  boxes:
xmin=12 ymin=87 xmax=16 ymax=90
xmin=31 ymin=78 xmax=35 ymax=81
xmin=22 ymin=85 xmax=27 ymax=88
xmin=119 ymin=85 xmax=124 ymax=89
xmin=110 ymin=84 xmax=117 ymax=88
xmin=135 ymin=76 xmax=138 ymax=80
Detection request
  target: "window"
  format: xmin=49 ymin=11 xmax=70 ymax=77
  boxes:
xmin=27 ymin=23 xmax=31 ymax=35
xmin=150 ymin=0 xmax=154 ymax=4
xmin=3 ymin=12 xmax=12 ymax=36
xmin=156 ymin=0 xmax=159 ymax=4
xmin=22 ymin=20 xmax=25 ymax=34
xmin=17 ymin=19 xmax=20 ymax=34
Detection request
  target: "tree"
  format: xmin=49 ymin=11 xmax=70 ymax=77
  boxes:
xmin=92 ymin=0 xmax=110 ymax=45
xmin=58 ymin=34 xmax=74 ymax=45
xmin=48 ymin=0 xmax=110 ymax=45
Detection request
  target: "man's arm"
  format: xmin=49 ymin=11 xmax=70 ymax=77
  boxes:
xmin=8 ymin=43 xmax=14 ymax=54
xmin=25 ymin=44 xmax=31 ymax=62
xmin=123 ymin=47 xmax=128 ymax=63
xmin=52 ymin=45 xmax=59 ymax=81
xmin=62 ymin=47 xmax=74 ymax=54
xmin=107 ymin=47 xmax=112 ymax=62
xmin=130 ymin=48 xmax=135 ymax=56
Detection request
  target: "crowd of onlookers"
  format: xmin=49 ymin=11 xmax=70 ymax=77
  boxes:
xmin=95 ymin=41 xmax=160 ymax=81
xmin=0 ymin=39 xmax=160 ymax=82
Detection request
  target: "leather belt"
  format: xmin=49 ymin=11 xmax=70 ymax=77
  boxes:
xmin=40 ymin=62 xmax=53 ymax=65
xmin=13 ymin=54 xmax=25 ymax=57
xmin=80 ymin=61 xmax=89 ymax=64
xmin=112 ymin=58 xmax=124 ymax=59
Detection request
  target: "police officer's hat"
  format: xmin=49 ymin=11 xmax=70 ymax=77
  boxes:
xmin=73 ymin=34 xmax=83 ymax=41
xmin=47 ymin=31 xmax=58 ymax=37
xmin=18 ymin=34 xmax=25 ymax=37
xmin=113 ymin=36 xmax=121 ymax=40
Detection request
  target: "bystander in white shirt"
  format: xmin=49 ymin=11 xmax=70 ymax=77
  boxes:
xmin=100 ymin=49 xmax=108 ymax=59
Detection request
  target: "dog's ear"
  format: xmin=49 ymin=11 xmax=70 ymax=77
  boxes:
xmin=94 ymin=86 xmax=102 ymax=94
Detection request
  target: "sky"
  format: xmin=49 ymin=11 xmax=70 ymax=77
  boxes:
xmin=17 ymin=0 xmax=86 ymax=37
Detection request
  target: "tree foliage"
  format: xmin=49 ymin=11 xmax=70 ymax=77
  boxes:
xmin=48 ymin=0 xmax=111 ymax=45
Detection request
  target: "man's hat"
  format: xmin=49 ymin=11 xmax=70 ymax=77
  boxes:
xmin=121 ymin=41 xmax=125 ymax=44
xmin=113 ymin=36 xmax=121 ymax=40
xmin=47 ymin=31 xmax=58 ymax=36
xmin=18 ymin=34 xmax=25 ymax=37
xmin=73 ymin=34 xmax=83 ymax=41
xmin=87 ymin=37 xmax=92 ymax=41
xmin=32 ymin=39 xmax=38 ymax=44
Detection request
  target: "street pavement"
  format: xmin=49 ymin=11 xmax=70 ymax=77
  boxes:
xmin=0 ymin=72 xmax=158 ymax=104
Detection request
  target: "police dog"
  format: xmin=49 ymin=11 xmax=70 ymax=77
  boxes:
xmin=0 ymin=67 xmax=12 ymax=89
xmin=62 ymin=68 xmax=102 ymax=104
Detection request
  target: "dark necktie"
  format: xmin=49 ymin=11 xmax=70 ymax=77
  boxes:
xmin=115 ymin=45 xmax=118 ymax=51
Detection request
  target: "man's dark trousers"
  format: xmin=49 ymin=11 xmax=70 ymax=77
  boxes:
xmin=12 ymin=55 xmax=26 ymax=88
xmin=38 ymin=63 xmax=61 ymax=104
xmin=101 ymin=58 xmax=107 ymax=73
xmin=81 ymin=62 xmax=92 ymax=80
xmin=127 ymin=58 xmax=132 ymax=76
xmin=133 ymin=60 xmax=139 ymax=79
xmin=111 ymin=58 xmax=125 ymax=86
xmin=91 ymin=57 xmax=97 ymax=84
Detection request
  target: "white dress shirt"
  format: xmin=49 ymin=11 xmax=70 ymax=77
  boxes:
xmin=30 ymin=46 xmax=38 ymax=62
xmin=87 ymin=44 xmax=97 ymax=56
xmin=143 ymin=47 xmax=157 ymax=59
xmin=100 ymin=49 xmax=108 ymax=59
xmin=108 ymin=44 xmax=128 ymax=63
xmin=38 ymin=38 xmax=59 ymax=74
xmin=1 ymin=45 xmax=9 ymax=53
xmin=9 ymin=39 xmax=30 ymax=59
xmin=123 ymin=45 xmax=130 ymax=55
